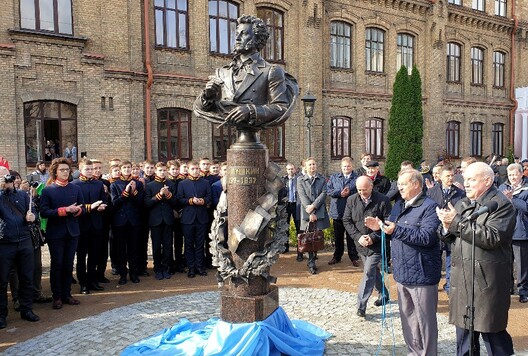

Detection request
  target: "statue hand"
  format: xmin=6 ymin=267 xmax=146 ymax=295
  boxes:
xmin=225 ymin=105 xmax=251 ymax=124
xmin=203 ymin=80 xmax=222 ymax=100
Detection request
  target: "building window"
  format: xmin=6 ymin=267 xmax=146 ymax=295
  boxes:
xmin=20 ymin=0 xmax=73 ymax=35
xmin=212 ymin=124 xmax=237 ymax=160
xmin=473 ymin=0 xmax=485 ymax=11
xmin=446 ymin=121 xmax=460 ymax=158
xmin=330 ymin=21 xmax=352 ymax=69
xmin=24 ymin=101 xmax=77 ymax=164
xmin=447 ymin=42 xmax=461 ymax=82
xmin=158 ymin=108 xmax=191 ymax=161
xmin=154 ymin=0 xmax=188 ymax=49
xmin=261 ymin=125 xmax=285 ymax=160
xmin=365 ymin=118 xmax=384 ymax=158
xmin=365 ymin=28 xmax=385 ymax=73
xmin=331 ymin=116 xmax=351 ymax=159
xmin=448 ymin=0 xmax=462 ymax=4
xmin=495 ymin=0 xmax=507 ymax=16
xmin=470 ymin=122 xmax=483 ymax=157
xmin=493 ymin=51 xmax=505 ymax=88
xmin=396 ymin=33 xmax=414 ymax=73
xmin=471 ymin=47 xmax=484 ymax=85
xmin=208 ymin=0 xmax=238 ymax=55
xmin=492 ymin=123 xmax=504 ymax=156
xmin=257 ymin=7 xmax=283 ymax=62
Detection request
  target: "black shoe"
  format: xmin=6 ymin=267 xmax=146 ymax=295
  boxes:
xmin=198 ymin=269 xmax=208 ymax=276
xmin=71 ymin=276 xmax=78 ymax=284
xmin=111 ymin=268 xmax=119 ymax=276
xmin=296 ymin=254 xmax=304 ymax=262
xmin=357 ymin=309 xmax=366 ymax=318
xmin=0 ymin=316 xmax=6 ymax=329
xmin=21 ymin=310 xmax=40 ymax=322
xmin=88 ymin=283 xmax=104 ymax=291
xmin=97 ymin=276 xmax=111 ymax=284
xmin=130 ymin=275 xmax=140 ymax=284
xmin=80 ymin=285 xmax=90 ymax=294
xmin=33 ymin=295 xmax=53 ymax=303
xmin=374 ymin=296 xmax=389 ymax=307
xmin=118 ymin=276 xmax=127 ymax=285
xmin=309 ymin=267 xmax=317 ymax=275
xmin=187 ymin=269 xmax=196 ymax=278
xmin=13 ymin=300 xmax=20 ymax=312
xmin=520 ymin=295 xmax=528 ymax=303
xmin=328 ymin=257 xmax=341 ymax=265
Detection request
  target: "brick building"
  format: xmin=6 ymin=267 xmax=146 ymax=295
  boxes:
xmin=0 ymin=0 xmax=527 ymax=174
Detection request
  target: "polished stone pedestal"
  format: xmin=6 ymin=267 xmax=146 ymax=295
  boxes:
xmin=221 ymin=285 xmax=279 ymax=323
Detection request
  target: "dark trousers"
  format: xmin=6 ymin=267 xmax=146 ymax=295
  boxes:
xmin=47 ymin=235 xmax=78 ymax=300
xmin=204 ymin=210 xmax=214 ymax=267
xmin=172 ymin=219 xmax=184 ymax=270
xmin=182 ymin=223 xmax=207 ymax=271
xmin=76 ymin=226 xmax=102 ymax=285
xmin=138 ymin=216 xmax=150 ymax=272
xmin=150 ymin=222 xmax=173 ymax=273
xmin=9 ymin=245 xmax=44 ymax=300
xmin=113 ymin=223 xmax=140 ymax=278
xmin=332 ymin=219 xmax=359 ymax=261
xmin=287 ymin=202 xmax=299 ymax=250
xmin=0 ymin=239 xmax=34 ymax=317
xmin=513 ymin=240 xmax=528 ymax=297
xmin=455 ymin=327 xmax=514 ymax=356
xmin=97 ymin=223 xmax=110 ymax=279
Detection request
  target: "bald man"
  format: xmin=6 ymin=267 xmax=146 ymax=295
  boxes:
xmin=437 ymin=162 xmax=516 ymax=355
xmin=343 ymin=176 xmax=391 ymax=317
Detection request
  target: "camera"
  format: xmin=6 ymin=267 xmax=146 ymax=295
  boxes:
xmin=4 ymin=174 xmax=15 ymax=183
xmin=29 ymin=181 xmax=40 ymax=188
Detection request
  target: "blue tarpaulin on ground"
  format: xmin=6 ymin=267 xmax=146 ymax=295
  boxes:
xmin=121 ymin=306 xmax=331 ymax=356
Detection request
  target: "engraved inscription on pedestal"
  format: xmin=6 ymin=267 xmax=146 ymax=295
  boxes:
xmin=228 ymin=166 xmax=260 ymax=186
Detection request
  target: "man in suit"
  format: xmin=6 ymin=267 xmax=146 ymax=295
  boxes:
xmin=145 ymin=162 xmax=178 ymax=280
xmin=193 ymin=15 xmax=294 ymax=130
xmin=176 ymin=161 xmax=212 ymax=278
xmin=279 ymin=163 xmax=300 ymax=255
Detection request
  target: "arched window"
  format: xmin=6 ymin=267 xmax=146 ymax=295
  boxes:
xmin=365 ymin=118 xmax=383 ymax=158
xmin=24 ymin=101 xmax=77 ymax=164
xmin=257 ymin=7 xmax=284 ymax=62
xmin=330 ymin=21 xmax=352 ymax=69
xmin=493 ymin=51 xmax=506 ymax=88
xmin=447 ymin=43 xmax=461 ymax=82
xmin=365 ymin=28 xmax=385 ymax=73
xmin=154 ymin=0 xmax=188 ymax=49
xmin=208 ymin=0 xmax=239 ymax=55
xmin=492 ymin=123 xmax=504 ymax=156
xmin=20 ymin=0 xmax=73 ymax=35
xmin=470 ymin=122 xmax=483 ymax=157
xmin=471 ymin=47 xmax=484 ymax=85
xmin=331 ymin=116 xmax=351 ymax=159
xmin=157 ymin=108 xmax=191 ymax=161
xmin=261 ymin=125 xmax=285 ymax=160
xmin=397 ymin=33 xmax=414 ymax=73
xmin=212 ymin=125 xmax=237 ymax=160
xmin=446 ymin=121 xmax=460 ymax=158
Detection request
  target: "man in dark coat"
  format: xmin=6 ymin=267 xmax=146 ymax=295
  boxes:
xmin=343 ymin=176 xmax=391 ymax=318
xmin=366 ymin=169 xmax=441 ymax=355
xmin=364 ymin=160 xmax=391 ymax=195
xmin=437 ymin=162 xmax=516 ymax=355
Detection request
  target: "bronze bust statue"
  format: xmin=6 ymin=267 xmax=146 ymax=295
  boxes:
xmin=193 ymin=15 xmax=298 ymax=144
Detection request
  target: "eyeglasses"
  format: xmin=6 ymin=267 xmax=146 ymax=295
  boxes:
xmin=58 ymin=168 xmax=71 ymax=172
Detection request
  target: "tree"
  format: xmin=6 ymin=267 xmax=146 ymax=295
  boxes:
xmin=385 ymin=65 xmax=424 ymax=180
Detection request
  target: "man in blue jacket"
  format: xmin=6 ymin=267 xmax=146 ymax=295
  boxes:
xmin=0 ymin=168 xmax=40 ymax=328
xmin=327 ymin=157 xmax=359 ymax=266
xmin=366 ymin=169 xmax=441 ymax=355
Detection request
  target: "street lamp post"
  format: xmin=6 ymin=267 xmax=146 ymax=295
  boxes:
xmin=301 ymin=91 xmax=316 ymax=157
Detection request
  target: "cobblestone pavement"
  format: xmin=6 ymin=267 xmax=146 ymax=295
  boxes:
xmin=4 ymin=287 xmax=492 ymax=356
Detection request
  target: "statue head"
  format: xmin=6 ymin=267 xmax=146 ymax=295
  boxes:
xmin=234 ymin=15 xmax=269 ymax=54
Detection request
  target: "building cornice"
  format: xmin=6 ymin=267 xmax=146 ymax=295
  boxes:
xmin=447 ymin=5 xmax=514 ymax=34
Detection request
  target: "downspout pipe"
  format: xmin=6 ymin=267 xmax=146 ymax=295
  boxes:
xmin=510 ymin=2 xmax=518 ymax=150
xmin=144 ymin=0 xmax=154 ymax=160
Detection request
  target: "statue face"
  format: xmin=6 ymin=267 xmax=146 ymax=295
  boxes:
xmin=234 ymin=23 xmax=256 ymax=54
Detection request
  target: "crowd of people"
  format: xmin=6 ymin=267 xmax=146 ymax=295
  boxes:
xmin=0 ymin=152 xmax=526 ymax=355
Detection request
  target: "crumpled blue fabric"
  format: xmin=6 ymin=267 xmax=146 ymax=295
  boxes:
xmin=121 ymin=307 xmax=331 ymax=356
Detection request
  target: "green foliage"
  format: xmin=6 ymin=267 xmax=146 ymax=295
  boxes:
xmin=385 ymin=65 xmax=424 ymax=180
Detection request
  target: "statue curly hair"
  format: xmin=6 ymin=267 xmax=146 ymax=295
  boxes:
xmin=237 ymin=15 xmax=270 ymax=52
